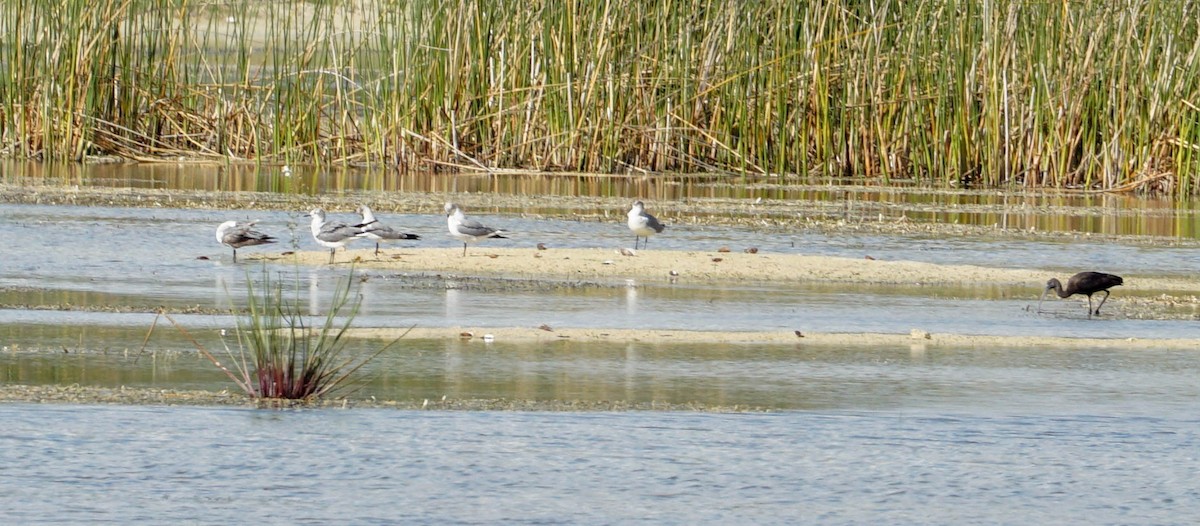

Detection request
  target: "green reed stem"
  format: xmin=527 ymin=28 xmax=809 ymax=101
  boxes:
xmin=4 ymin=0 xmax=1200 ymax=195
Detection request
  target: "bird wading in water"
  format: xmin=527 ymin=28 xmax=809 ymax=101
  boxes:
xmin=1038 ymin=271 xmax=1123 ymax=319
xmin=215 ymin=221 xmax=276 ymax=263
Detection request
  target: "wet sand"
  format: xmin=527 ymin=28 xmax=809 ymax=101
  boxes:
xmin=261 ymin=246 xmax=1200 ymax=291
xmin=356 ymin=327 xmax=1200 ymax=349
xmin=0 ymin=384 xmax=759 ymax=411
xmin=267 ymin=246 xmax=1200 ymax=347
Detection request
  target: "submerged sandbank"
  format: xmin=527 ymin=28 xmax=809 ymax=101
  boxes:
xmin=352 ymin=326 xmax=1200 ymax=349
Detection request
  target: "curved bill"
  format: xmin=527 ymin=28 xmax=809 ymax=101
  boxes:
xmin=1036 ymin=287 xmax=1051 ymax=314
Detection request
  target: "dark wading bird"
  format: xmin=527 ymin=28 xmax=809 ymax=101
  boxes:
xmin=1038 ymin=271 xmax=1123 ymax=319
xmin=215 ymin=221 xmax=276 ymax=262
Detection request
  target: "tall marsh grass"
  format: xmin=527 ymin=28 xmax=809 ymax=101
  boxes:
xmin=3 ymin=0 xmax=1200 ymax=194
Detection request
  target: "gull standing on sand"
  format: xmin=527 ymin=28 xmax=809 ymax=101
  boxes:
xmin=627 ymin=200 xmax=666 ymax=249
xmin=215 ymin=220 xmax=276 ymax=262
xmin=445 ymin=202 xmax=507 ymax=256
xmin=356 ymin=205 xmax=421 ymax=256
xmin=306 ymin=208 xmax=368 ymax=264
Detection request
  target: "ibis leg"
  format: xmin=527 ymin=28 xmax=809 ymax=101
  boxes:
xmin=1094 ymin=290 xmax=1112 ymax=315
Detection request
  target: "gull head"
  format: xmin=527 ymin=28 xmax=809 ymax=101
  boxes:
xmin=215 ymin=220 xmax=238 ymax=243
xmin=356 ymin=205 xmax=375 ymax=221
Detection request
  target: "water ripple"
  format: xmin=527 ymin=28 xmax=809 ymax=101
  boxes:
xmin=2 ymin=407 xmax=1198 ymax=524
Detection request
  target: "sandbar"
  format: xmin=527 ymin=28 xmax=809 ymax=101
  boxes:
xmin=259 ymin=247 xmax=1199 ymax=291
xmin=261 ymin=246 xmax=1200 ymax=348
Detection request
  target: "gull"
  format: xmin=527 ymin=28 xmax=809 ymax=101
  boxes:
xmin=445 ymin=202 xmax=507 ymax=256
xmin=356 ymin=205 xmax=421 ymax=256
xmin=215 ymin=220 xmax=276 ymax=262
xmin=627 ymin=200 xmax=666 ymax=249
xmin=306 ymin=208 xmax=368 ymax=264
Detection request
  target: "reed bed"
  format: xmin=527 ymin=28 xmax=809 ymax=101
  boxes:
xmin=3 ymin=0 xmax=1200 ymax=194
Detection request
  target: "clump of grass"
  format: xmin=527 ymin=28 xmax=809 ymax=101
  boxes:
xmin=163 ymin=267 xmax=398 ymax=403
xmin=233 ymin=268 xmax=379 ymax=400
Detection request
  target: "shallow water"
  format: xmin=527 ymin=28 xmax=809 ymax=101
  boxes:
xmin=5 ymin=321 xmax=1200 ymax=522
xmin=5 ymin=176 xmax=1200 ymax=522
xmin=2 ymin=405 xmax=1198 ymax=524
xmin=5 ymin=336 xmax=1200 ymax=414
xmin=8 ymin=161 xmax=1200 ymax=238
xmin=2 ymin=326 xmax=1200 ymax=523
xmin=3 ymin=202 xmax=1200 ymax=342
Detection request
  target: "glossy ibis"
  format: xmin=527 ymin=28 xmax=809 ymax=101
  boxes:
xmin=627 ymin=200 xmax=666 ymax=249
xmin=445 ymin=203 xmax=508 ymax=256
xmin=306 ymin=208 xmax=368 ymax=264
xmin=215 ymin=221 xmax=276 ymax=263
xmin=356 ymin=205 xmax=421 ymax=256
xmin=1038 ymin=271 xmax=1123 ymax=319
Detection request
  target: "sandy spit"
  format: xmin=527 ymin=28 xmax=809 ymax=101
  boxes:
xmin=0 ymin=384 xmax=765 ymax=412
xmin=352 ymin=326 xmax=1200 ymax=349
xmin=257 ymin=247 xmax=1200 ymax=291
xmin=273 ymin=246 xmax=1200 ymax=347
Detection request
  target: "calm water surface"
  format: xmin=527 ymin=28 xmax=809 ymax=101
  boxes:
xmin=2 ymin=406 xmax=1198 ymax=524
xmin=4 ymin=332 xmax=1200 ymax=522
xmin=5 ymin=337 xmax=1200 ymax=413
xmin=5 ymin=173 xmax=1200 ymax=522
xmin=7 ymin=161 xmax=1200 ymax=238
